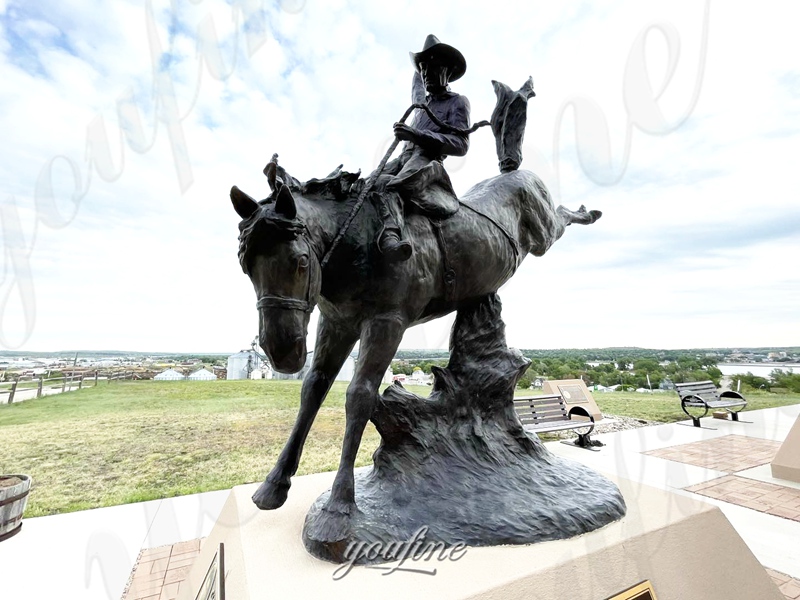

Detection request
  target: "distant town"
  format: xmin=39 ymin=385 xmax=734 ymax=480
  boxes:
xmin=1 ymin=346 xmax=798 ymax=385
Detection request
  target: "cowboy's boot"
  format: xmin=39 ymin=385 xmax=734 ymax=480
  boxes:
xmin=374 ymin=192 xmax=412 ymax=262
xmin=379 ymin=228 xmax=412 ymax=262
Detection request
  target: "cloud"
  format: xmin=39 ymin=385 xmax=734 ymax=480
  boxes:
xmin=1 ymin=0 xmax=798 ymax=352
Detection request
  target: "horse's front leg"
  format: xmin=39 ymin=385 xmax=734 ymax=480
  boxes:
xmin=252 ymin=316 xmax=358 ymax=510
xmin=305 ymin=312 xmax=406 ymax=542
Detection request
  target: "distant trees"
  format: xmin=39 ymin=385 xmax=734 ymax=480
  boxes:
xmin=391 ymin=359 xmax=447 ymax=376
xmin=516 ymin=373 xmax=533 ymax=390
xmin=771 ymin=370 xmax=800 ymax=393
xmin=730 ymin=372 xmax=771 ymax=392
xmin=392 ymin=349 xmax=800 ymax=392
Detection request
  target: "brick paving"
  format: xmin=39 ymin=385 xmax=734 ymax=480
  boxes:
xmin=122 ymin=539 xmax=203 ymax=600
xmin=768 ymin=568 xmax=800 ymax=599
xmin=644 ymin=433 xmax=800 ymax=597
xmin=643 ymin=434 xmax=781 ymax=472
xmin=684 ymin=475 xmax=800 ymax=522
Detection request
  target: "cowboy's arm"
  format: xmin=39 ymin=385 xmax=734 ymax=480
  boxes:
xmin=394 ymin=96 xmax=471 ymax=157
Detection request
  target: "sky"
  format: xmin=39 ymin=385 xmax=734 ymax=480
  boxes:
xmin=0 ymin=0 xmax=798 ymax=354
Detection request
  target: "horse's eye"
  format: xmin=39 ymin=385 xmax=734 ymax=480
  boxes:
xmin=298 ymin=256 xmax=309 ymax=269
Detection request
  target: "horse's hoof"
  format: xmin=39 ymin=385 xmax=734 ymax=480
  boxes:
xmin=305 ymin=503 xmax=354 ymax=543
xmin=589 ymin=209 xmax=602 ymax=222
xmin=252 ymin=479 xmax=290 ymax=510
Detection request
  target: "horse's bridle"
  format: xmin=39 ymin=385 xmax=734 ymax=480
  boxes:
xmin=255 ymin=235 xmax=319 ymax=314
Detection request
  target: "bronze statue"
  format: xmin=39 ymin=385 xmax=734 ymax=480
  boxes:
xmin=374 ymin=34 xmax=471 ymax=262
xmin=229 ymin=35 xmax=624 ymax=564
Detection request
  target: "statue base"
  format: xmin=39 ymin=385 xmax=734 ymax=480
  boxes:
xmin=304 ymin=294 xmax=625 ymax=563
xmin=304 ymin=389 xmax=625 ymax=563
xmin=176 ymin=474 xmax=782 ymax=600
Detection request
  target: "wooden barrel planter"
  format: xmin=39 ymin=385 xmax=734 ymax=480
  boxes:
xmin=0 ymin=474 xmax=31 ymax=542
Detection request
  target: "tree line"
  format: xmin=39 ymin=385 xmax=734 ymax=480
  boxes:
xmin=391 ymin=353 xmax=723 ymax=391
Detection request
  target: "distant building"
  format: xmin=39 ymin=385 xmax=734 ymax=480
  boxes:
xmin=410 ymin=369 xmax=431 ymax=385
xmin=336 ymin=356 xmax=356 ymax=382
xmin=154 ymin=368 xmax=185 ymax=381
xmin=188 ymin=368 xmax=216 ymax=381
xmin=227 ymin=351 xmax=267 ymax=380
xmin=273 ymin=352 xmax=354 ymax=382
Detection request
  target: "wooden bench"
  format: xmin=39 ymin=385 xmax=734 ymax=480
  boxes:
xmin=513 ymin=394 xmax=602 ymax=450
xmin=675 ymin=380 xmax=747 ymax=428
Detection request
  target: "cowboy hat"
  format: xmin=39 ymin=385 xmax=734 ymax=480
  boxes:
xmin=409 ymin=34 xmax=466 ymax=82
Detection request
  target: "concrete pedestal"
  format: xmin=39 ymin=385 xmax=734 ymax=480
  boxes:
xmin=772 ymin=415 xmax=800 ymax=483
xmin=177 ymin=471 xmax=782 ymax=600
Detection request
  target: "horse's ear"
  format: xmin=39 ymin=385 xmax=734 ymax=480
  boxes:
xmin=518 ymin=76 xmax=535 ymax=99
xmin=231 ymin=186 xmax=259 ymax=219
xmin=275 ymin=184 xmax=297 ymax=219
xmin=491 ymin=79 xmax=511 ymax=97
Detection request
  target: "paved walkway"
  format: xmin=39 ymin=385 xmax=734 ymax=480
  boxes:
xmin=1 ymin=403 xmax=799 ymax=599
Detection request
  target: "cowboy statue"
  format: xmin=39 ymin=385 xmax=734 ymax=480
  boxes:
xmin=373 ymin=34 xmax=471 ymax=262
xmin=228 ymin=31 xmax=613 ymax=568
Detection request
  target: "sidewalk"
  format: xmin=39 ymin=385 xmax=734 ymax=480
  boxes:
xmin=0 ymin=488 xmax=229 ymax=600
xmin=1 ymin=403 xmax=798 ymax=599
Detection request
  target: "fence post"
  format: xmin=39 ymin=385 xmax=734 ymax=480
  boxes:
xmin=79 ymin=376 xmax=84 ymax=390
xmin=37 ymin=377 xmax=43 ymax=398
xmin=62 ymin=376 xmax=67 ymax=392
xmin=94 ymin=371 xmax=99 ymax=386
xmin=8 ymin=381 xmax=17 ymax=404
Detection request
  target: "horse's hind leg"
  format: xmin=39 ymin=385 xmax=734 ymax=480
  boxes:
xmin=252 ymin=317 xmax=358 ymax=510
xmin=305 ymin=312 xmax=405 ymax=543
xmin=557 ymin=204 xmax=602 ymax=226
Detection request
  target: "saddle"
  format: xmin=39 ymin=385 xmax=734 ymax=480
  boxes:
xmin=387 ymin=160 xmax=460 ymax=219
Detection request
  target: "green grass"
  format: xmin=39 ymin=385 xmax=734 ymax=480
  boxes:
xmin=1 ymin=380 xmax=797 ymax=517
xmin=0 ymin=380 xmax=430 ymax=517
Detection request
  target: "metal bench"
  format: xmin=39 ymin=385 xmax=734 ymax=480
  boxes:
xmin=675 ymin=380 xmax=747 ymax=428
xmin=513 ymin=394 xmax=603 ymax=450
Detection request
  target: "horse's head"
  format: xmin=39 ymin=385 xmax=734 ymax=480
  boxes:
xmin=232 ymin=185 xmax=321 ymax=373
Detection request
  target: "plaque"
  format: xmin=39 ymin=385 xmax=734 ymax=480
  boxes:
xmin=541 ymin=378 xmax=603 ymax=421
xmin=195 ymin=542 xmax=225 ymax=600
xmin=557 ymin=384 xmax=587 ymax=403
xmin=605 ymin=580 xmax=658 ymax=600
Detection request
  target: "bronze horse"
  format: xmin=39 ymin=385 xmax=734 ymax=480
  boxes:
xmin=230 ymin=168 xmax=600 ymax=541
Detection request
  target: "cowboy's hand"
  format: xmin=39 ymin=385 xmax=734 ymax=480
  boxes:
xmin=394 ymin=123 xmax=420 ymax=143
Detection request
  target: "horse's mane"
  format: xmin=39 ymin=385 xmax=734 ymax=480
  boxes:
xmin=300 ymin=165 xmax=361 ymax=200
xmin=238 ymin=164 xmax=365 ymax=273
xmin=237 ymin=203 xmax=305 ymax=273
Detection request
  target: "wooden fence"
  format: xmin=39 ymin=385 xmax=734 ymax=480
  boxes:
xmin=0 ymin=371 xmax=136 ymax=404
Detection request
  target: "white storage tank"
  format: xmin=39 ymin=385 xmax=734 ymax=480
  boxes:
xmin=226 ymin=351 xmax=265 ymax=380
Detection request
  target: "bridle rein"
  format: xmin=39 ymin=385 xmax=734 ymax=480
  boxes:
xmin=254 ymin=234 xmax=319 ymax=314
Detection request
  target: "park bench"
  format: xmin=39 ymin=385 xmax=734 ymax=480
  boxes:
xmin=675 ymin=380 xmax=747 ymax=428
xmin=513 ymin=394 xmax=603 ymax=450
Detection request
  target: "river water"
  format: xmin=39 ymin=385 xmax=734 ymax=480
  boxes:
xmin=718 ymin=363 xmax=800 ymax=378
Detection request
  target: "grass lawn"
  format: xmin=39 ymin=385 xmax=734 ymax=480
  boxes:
xmin=1 ymin=380 xmax=797 ymax=517
xmin=588 ymin=389 xmax=800 ymax=423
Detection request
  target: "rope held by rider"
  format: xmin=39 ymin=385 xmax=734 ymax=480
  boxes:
xmin=319 ymin=104 xmax=491 ymax=269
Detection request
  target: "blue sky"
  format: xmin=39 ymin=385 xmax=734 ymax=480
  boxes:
xmin=0 ymin=0 xmax=798 ymax=352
